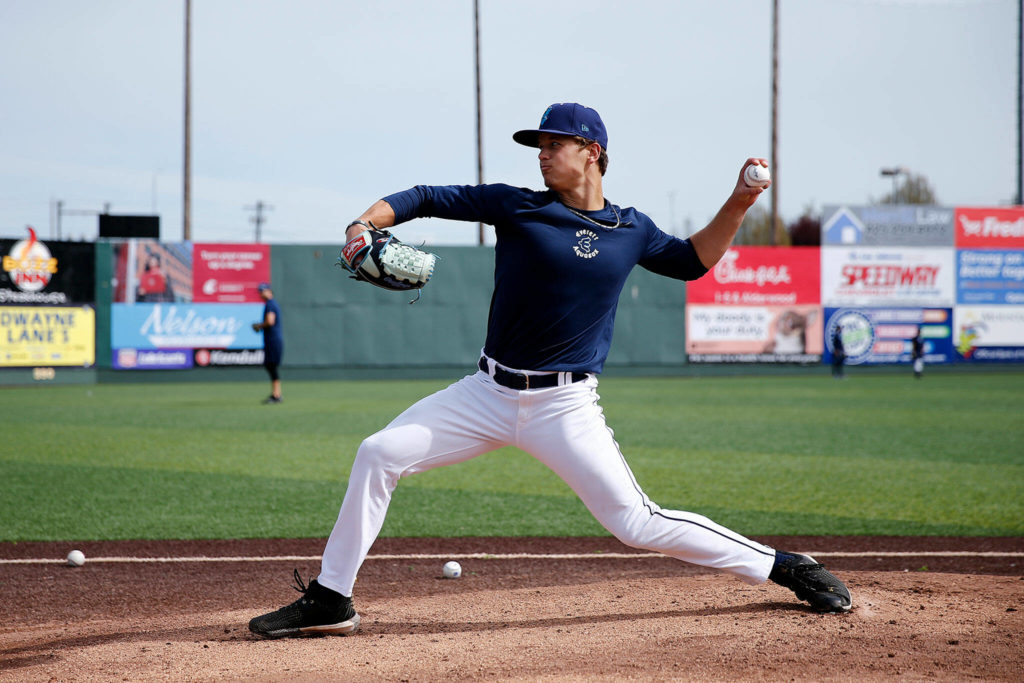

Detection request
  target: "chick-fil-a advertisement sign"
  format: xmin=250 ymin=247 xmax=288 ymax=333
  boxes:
xmin=686 ymin=247 xmax=820 ymax=306
xmin=686 ymin=247 xmax=822 ymax=362
xmin=191 ymin=243 xmax=270 ymax=303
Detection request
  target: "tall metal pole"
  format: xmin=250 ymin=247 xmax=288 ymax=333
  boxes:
xmin=183 ymin=0 xmax=192 ymax=241
xmin=474 ymin=0 xmax=484 ymax=244
xmin=1017 ymin=0 xmax=1022 ymax=205
xmin=770 ymin=0 xmax=779 ymax=245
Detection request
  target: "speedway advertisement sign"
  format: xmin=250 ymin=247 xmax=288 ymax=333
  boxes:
xmin=955 ymin=207 xmax=1024 ymax=248
xmin=821 ymin=247 xmax=955 ymax=308
xmin=0 ymin=305 xmax=95 ymax=367
xmin=686 ymin=247 xmax=822 ymax=362
xmin=192 ymin=243 xmax=270 ymax=303
xmin=0 ymin=229 xmax=95 ymax=305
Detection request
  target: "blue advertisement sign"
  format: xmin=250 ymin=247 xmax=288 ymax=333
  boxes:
xmin=112 ymin=348 xmax=194 ymax=370
xmin=823 ymin=307 xmax=954 ymax=365
xmin=112 ymin=303 xmax=264 ymax=350
xmin=821 ymin=205 xmax=954 ymax=246
xmin=956 ymin=250 xmax=1024 ymax=305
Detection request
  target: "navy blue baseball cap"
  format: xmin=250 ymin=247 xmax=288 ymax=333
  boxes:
xmin=258 ymin=282 xmax=271 ymax=291
xmin=513 ymin=103 xmax=608 ymax=150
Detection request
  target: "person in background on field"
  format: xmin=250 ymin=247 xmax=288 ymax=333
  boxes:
xmin=911 ymin=326 xmax=925 ymax=379
xmin=831 ymin=323 xmax=845 ymax=379
xmin=252 ymin=282 xmax=283 ymax=404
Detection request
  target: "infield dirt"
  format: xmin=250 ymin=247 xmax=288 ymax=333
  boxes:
xmin=1 ymin=536 xmax=1022 ymax=681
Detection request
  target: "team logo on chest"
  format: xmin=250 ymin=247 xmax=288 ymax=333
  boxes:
xmin=573 ymin=229 xmax=600 ymax=259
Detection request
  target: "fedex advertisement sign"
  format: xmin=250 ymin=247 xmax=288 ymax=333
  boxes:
xmin=955 ymin=207 xmax=1024 ymax=248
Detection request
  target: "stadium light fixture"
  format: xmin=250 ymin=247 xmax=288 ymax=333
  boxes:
xmin=880 ymin=167 xmax=907 ymax=204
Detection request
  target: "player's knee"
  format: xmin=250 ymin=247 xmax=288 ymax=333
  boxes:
xmin=594 ymin=505 xmax=650 ymax=548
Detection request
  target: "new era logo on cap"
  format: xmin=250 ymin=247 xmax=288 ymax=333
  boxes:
xmin=513 ymin=103 xmax=608 ymax=150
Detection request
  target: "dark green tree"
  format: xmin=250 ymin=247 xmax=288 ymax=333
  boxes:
xmin=877 ymin=173 xmax=938 ymax=205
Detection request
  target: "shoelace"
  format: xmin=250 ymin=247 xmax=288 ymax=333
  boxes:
xmin=290 ymin=568 xmax=314 ymax=597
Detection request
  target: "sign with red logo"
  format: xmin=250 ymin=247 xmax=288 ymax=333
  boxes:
xmin=821 ymin=247 xmax=955 ymax=307
xmin=192 ymin=244 xmax=270 ymax=303
xmin=0 ymin=228 xmax=95 ymax=305
xmin=686 ymin=247 xmax=821 ymax=306
xmin=955 ymin=207 xmax=1024 ymax=248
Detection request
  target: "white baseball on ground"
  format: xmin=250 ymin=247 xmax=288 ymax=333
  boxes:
xmin=744 ymin=163 xmax=771 ymax=188
xmin=442 ymin=560 xmax=462 ymax=579
xmin=67 ymin=549 xmax=86 ymax=567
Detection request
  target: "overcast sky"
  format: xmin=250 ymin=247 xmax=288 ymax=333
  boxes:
xmin=0 ymin=0 xmax=1019 ymax=246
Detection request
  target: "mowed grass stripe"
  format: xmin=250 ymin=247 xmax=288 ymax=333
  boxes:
xmin=1 ymin=372 xmax=1021 ymax=541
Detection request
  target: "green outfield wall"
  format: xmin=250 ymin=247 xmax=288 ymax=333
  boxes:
xmin=269 ymin=244 xmax=688 ymax=370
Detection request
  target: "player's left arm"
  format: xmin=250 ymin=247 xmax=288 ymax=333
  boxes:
xmin=252 ymin=310 xmax=276 ymax=331
xmin=345 ymin=200 xmax=397 ymax=241
xmin=689 ymin=157 xmax=770 ymax=269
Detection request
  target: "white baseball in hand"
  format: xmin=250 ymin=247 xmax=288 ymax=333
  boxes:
xmin=744 ymin=163 xmax=771 ymax=188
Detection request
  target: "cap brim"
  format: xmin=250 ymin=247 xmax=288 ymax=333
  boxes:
xmin=513 ymin=129 xmax=543 ymax=147
xmin=513 ymin=128 xmax=605 ymax=149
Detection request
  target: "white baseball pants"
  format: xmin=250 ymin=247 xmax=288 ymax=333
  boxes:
xmin=317 ymin=364 xmax=776 ymax=597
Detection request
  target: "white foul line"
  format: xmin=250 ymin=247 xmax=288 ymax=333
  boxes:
xmin=1 ymin=551 xmax=1022 ymax=565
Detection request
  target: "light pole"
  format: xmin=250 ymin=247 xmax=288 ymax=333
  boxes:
xmin=880 ymin=167 xmax=906 ymax=204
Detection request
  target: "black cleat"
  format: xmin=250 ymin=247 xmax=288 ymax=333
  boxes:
xmin=262 ymin=395 xmax=282 ymax=404
xmin=249 ymin=569 xmax=360 ymax=638
xmin=770 ymin=552 xmax=852 ymax=613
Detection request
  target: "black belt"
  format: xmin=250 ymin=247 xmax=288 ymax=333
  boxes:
xmin=478 ymin=357 xmax=588 ymax=390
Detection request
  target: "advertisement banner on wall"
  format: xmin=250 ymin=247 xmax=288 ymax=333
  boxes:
xmin=192 ymin=243 xmax=270 ymax=303
xmin=686 ymin=247 xmax=820 ymax=306
xmin=952 ymin=305 xmax=1024 ymax=362
xmin=821 ymin=205 xmax=954 ymax=246
xmin=954 ymin=207 xmax=1024 ymax=249
xmin=1 ymin=229 xmax=95 ymax=305
xmin=957 ymin=250 xmax=1024 ymax=305
xmin=111 ymin=302 xmax=264 ymax=350
xmin=685 ymin=247 xmax=823 ymax=362
xmin=686 ymin=304 xmax=823 ymax=363
xmin=0 ymin=305 xmax=95 ymax=367
xmin=821 ymin=247 xmax=955 ymax=308
xmin=112 ymin=240 xmax=192 ymax=304
xmin=823 ymin=307 xmax=953 ymax=365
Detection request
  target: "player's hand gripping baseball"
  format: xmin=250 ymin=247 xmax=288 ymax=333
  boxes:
xmin=733 ymin=158 xmax=771 ymax=204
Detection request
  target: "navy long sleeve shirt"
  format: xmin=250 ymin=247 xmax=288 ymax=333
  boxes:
xmin=383 ymin=183 xmax=707 ymax=374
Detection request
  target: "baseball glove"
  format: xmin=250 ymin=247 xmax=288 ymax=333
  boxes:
xmin=336 ymin=224 xmax=437 ymax=302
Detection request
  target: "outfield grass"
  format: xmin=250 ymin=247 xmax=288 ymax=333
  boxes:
xmin=1 ymin=372 xmax=1021 ymax=541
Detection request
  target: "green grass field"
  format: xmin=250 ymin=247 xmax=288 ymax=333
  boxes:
xmin=2 ymin=372 xmax=1022 ymax=542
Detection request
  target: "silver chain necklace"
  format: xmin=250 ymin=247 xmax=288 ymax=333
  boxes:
xmin=563 ymin=202 xmax=624 ymax=229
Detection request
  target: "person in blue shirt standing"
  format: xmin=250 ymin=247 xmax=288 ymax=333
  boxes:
xmin=253 ymin=282 xmax=283 ymax=404
xmin=831 ymin=323 xmax=845 ymax=379
xmin=249 ymin=103 xmax=852 ymax=639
